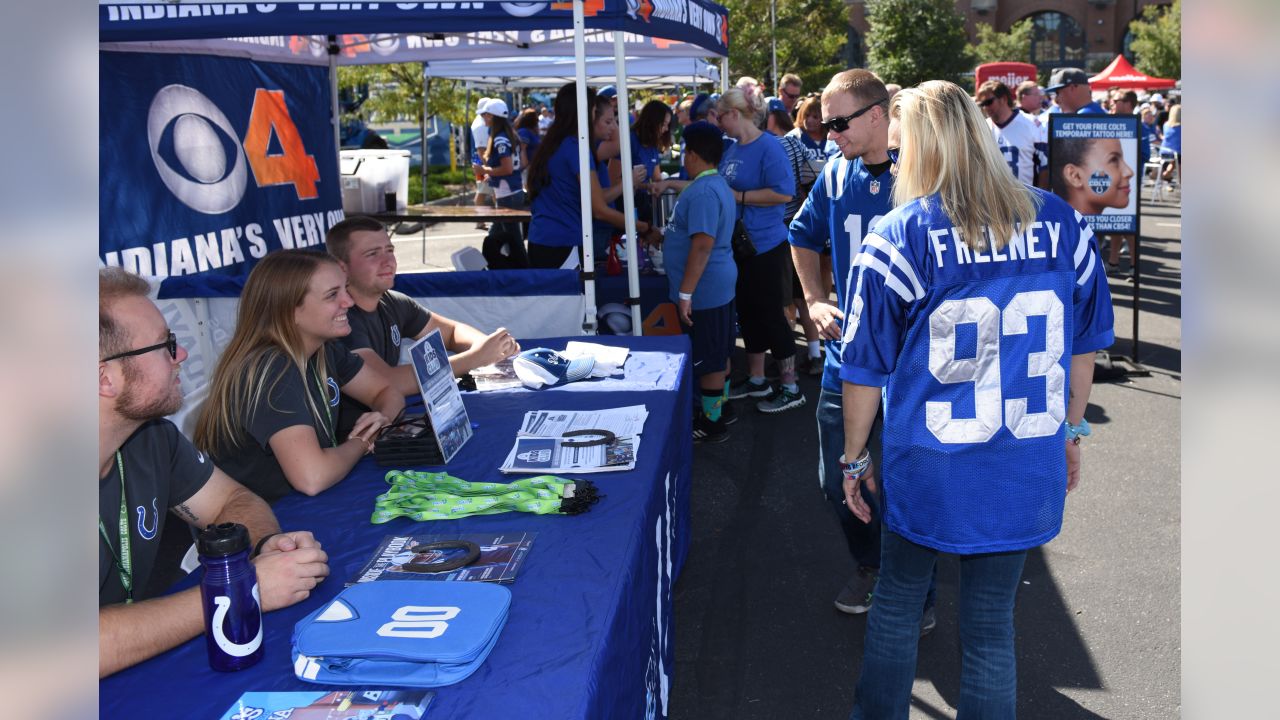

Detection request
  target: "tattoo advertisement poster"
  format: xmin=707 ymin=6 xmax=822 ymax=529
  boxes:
xmin=1048 ymin=114 xmax=1139 ymax=234
xmin=407 ymin=329 xmax=472 ymax=462
xmin=218 ymin=688 xmax=434 ymax=720
xmin=349 ymin=533 xmax=537 ymax=585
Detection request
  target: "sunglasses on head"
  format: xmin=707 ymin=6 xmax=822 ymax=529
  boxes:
xmin=101 ymin=331 xmax=178 ymax=363
xmin=820 ymin=97 xmax=888 ymax=134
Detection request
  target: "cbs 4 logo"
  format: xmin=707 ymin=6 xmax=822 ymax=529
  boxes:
xmin=148 ymin=84 xmax=320 ymax=215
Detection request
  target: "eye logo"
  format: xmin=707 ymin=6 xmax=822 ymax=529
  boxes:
xmin=501 ymin=2 xmax=547 ymax=17
xmin=147 ymin=84 xmax=249 ymax=215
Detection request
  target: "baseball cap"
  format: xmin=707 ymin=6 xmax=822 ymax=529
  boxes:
xmin=485 ymin=98 xmax=510 ymax=118
xmin=766 ymin=97 xmax=785 ymax=113
xmin=1046 ymin=68 xmax=1089 ymax=92
xmin=512 ymin=348 xmax=596 ymax=389
xmin=598 ymin=85 xmax=617 ymax=99
xmin=476 ymin=97 xmax=493 ymax=115
xmin=688 ymin=93 xmax=711 ymax=120
xmin=1150 ymin=93 xmax=1165 ymax=104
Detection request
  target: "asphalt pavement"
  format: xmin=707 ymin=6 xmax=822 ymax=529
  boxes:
xmin=391 ymin=188 xmax=1182 ymax=719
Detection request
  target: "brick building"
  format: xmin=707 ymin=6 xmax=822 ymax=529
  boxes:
xmin=843 ymin=0 xmax=1171 ymax=74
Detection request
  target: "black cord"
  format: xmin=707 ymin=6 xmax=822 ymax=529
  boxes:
xmin=396 ymin=541 xmax=482 ymax=573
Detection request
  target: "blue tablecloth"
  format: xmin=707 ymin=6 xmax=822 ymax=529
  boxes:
xmin=100 ymin=335 xmax=692 ymax=720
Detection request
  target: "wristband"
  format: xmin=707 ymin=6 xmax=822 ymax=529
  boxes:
xmin=678 ymin=292 xmax=693 ymax=301
xmin=1065 ymin=418 xmax=1091 ymax=444
xmin=839 ymin=448 xmax=871 ymax=480
xmin=253 ymin=532 xmax=281 ymax=558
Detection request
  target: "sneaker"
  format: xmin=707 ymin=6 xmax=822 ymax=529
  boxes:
xmin=834 ymin=567 xmax=878 ymax=615
xmin=757 ymin=386 xmax=806 ymax=414
xmin=919 ymin=605 xmax=937 ymax=637
xmin=806 ymin=355 xmax=825 ymax=376
xmin=721 ymin=402 xmax=739 ymax=426
xmin=692 ymin=413 xmax=729 ymax=444
xmin=728 ymin=377 xmax=773 ymax=399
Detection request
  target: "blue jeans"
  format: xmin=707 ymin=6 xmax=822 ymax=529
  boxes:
xmin=816 ymin=388 xmax=881 ymax=569
xmin=851 ymin=530 xmax=1027 ymax=720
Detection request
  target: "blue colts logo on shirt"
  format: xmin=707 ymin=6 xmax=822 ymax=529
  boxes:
xmin=326 ymin=377 xmax=340 ymax=407
xmin=391 ymin=323 xmax=402 ymax=347
xmin=136 ymin=498 xmax=160 ymax=540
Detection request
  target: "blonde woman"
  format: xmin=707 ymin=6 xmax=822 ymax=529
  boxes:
xmin=195 ymin=250 xmax=403 ymax=502
xmin=838 ymin=81 xmax=1114 ymax=717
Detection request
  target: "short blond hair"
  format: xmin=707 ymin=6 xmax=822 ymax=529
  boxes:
xmin=822 ymin=68 xmax=889 ymax=109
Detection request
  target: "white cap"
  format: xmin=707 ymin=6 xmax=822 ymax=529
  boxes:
xmin=1150 ymin=93 xmax=1164 ymax=104
xmin=476 ymin=97 xmax=493 ymax=114
xmin=485 ymin=98 xmax=510 ymax=119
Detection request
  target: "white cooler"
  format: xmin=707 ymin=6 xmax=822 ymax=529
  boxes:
xmin=339 ymin=149 xmax=410 ymax=213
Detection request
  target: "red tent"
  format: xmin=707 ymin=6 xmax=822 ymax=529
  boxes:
xmin=1089 ymin=54 xmax=1176 ymax=90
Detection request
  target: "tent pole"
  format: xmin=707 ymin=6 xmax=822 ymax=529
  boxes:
xmin=721 ymin=56 xmax=729 ymax=92
xmin=422 ymin=70 xmax=430 ymax=209
xmin=614 ymin=33 xmax=642 ymax=336
xmin=574 ymin=0 xmax=597 ymax=334
xmin=328 ymin=35 xmax=340 ymax=167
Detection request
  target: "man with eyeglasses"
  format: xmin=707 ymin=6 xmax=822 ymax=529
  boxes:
xmin=98 ymin=267 xmax=329 ymax=677
xmin=976 ymin=80 xmax=1048 ymax=189
xmin=787 ymin=69 xmax=936 ymax=632
xmin=1046 ymin=67 xmax=1105 ymax=115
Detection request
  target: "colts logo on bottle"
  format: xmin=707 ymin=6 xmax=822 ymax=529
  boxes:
xmin=212 ymin=583 xmax=263 ymax=657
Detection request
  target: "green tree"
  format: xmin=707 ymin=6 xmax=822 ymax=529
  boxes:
xmin=720 ymin=0 xmax=849 ymax=94
xmin=967 ymin=19 xmax=1033 ymax=67
xmin=1129 ymin=0 xmax=1180 ymax=79
xmin=338 ymin=64 xmax=474 ymax=169
xmin=864 ymin=0 xmax=972 ymax=87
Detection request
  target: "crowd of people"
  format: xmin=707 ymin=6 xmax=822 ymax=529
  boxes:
xmin=103 ymin=60 xmax=1179 ymax=717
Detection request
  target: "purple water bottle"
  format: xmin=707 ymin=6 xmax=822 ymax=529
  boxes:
xmin=197 ymin=523 xmax=264 ymax=672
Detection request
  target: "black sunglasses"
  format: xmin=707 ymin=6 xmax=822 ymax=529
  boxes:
xmin=887 ymin=147 xmax=900 ymax=165
xmin=820 ymin=97 xmax=888 ymax=134
xmin=101 ymin=331 xmax=178 ymax=363
xmin=978 ymin=97 xmax=997 ymax=108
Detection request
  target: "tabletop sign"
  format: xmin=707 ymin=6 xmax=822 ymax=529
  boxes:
xmin=408 ymin=329 xmax=473 ymax=463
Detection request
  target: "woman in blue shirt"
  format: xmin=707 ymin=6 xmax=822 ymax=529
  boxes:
xmin=478 ymin=101 xmax=527 ymax=269
xmin=716 ymin=88 xmax=803 ymax=414
xmin=525 ymin=82 xmax=655 ymax=269
xmin=631 ymin=100 xmax=674 ymax=230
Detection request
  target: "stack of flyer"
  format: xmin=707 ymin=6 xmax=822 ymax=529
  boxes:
xmin=499 ymin=405 xmax=648 ymax=474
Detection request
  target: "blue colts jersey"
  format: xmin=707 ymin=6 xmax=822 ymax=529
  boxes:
xmin=839 ymin=188 xmax=1114 ymax=553
xmin=788 ymin=156 xmax=896 ymax=393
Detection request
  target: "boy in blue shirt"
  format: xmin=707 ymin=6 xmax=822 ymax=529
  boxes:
xmin=658 ymin=122 xmax=738 ymax=443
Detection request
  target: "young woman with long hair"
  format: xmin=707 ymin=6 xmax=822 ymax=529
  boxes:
xmin=478 ymin=101 xmax=529 ymax=269
xmin=838 ymin=80 xmax=1114 ymax=717
xmin=194 ymin=250 xmax=404 ymax=501
xmin=525 ymin=82 xmax=652 ymax=268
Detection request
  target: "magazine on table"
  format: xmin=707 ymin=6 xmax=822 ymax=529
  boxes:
xmin=348 ymin=532 xmax=537 ymax=585
xmin=499 ymin=405 xmax=647 ymax=474
xmin=218 ymin=688 xmax=434 ymax=720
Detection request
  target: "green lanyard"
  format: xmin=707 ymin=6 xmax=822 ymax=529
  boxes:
xmin=694 ymin=168 xmax=718 ymax=181
xmin=372 ymin=471 xmax=575 ymax=524
xmin=311 ymin=365 xmax=336 ymax=447
xmin=98 ymin=452 xmax=133 ymax=603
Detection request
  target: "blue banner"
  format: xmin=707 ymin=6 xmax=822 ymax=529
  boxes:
xmin=100 ymin=51 xmax=342 ymax=280
xmin=99 ymin=1 xmax=730 ymax=58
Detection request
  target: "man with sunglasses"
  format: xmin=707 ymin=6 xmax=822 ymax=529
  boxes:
xmin=773 ymin=73 xmax=803 ymax=116
xmin=977 ymin=79 xmax=1048 ymax=189
xmin=99 ymin=267 xmax=329 ymax=677
xmin=788 ymin=70 xmax=935 ymax=631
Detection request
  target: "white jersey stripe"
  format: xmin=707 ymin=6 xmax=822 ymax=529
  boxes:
xmin=863 ymin=233 xmax=925 ymax=298
xmin=1077 ymin=249 xmax=1097 ymax=287
xmin=853 ymin=252 xmax=916 ymax=302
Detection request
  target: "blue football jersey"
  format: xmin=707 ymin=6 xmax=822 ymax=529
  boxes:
xmin=788 ymin=156 xmax=896 ymax=393
xmin=839 ymin=188 xmax=1114 ymax=553
xmin=292 ymin=581 xmax=511 ymax=687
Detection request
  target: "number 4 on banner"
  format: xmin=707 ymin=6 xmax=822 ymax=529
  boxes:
xmin=242 ymin=89 xmax=320 ymax=200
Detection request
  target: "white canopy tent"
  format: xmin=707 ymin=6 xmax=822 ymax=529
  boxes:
xmin=101 ymin=1 xmax=730 ymax=333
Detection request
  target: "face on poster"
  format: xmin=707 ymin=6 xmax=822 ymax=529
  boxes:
xmin=1049 ymin=114 xmax=1139 ymax=234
